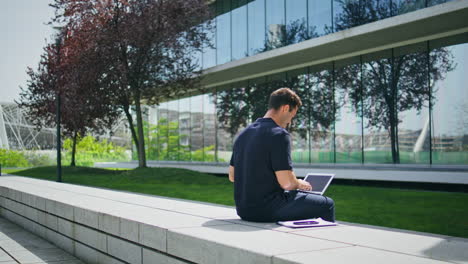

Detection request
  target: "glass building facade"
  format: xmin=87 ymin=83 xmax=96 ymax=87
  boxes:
xmin=199 ymin=0 xmax=455 ymax=69
xmin=145 ymin=0 xmax=467 ymax=165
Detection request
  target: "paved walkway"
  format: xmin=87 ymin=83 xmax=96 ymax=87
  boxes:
xmin=0 ymin=217 xmax=84 ymax=264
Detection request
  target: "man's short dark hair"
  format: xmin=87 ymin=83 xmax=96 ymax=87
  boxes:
xmin=268 ymin=88 xmax=302 ymax=111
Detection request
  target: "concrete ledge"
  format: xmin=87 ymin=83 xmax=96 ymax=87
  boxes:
xmin=0 ymin=176 xmax=467 ymax=264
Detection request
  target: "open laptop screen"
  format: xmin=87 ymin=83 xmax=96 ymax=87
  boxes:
xmin=303 ymin=173 xmax=334 ymax=194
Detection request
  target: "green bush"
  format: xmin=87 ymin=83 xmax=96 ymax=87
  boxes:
xmin=63 ymin=135 xmax=129 ymax=166
xmin=23 ymin=151 xmax=55 ymax=167
xmin=0 ymin=149 xmax=29 ymax=167
xmin=142 ymin=119 xmax=223 ymax=162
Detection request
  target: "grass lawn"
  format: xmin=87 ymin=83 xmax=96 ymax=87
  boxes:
xmin=2 ymin=168 xmax=25 ymax=174
xmin=6 ymin=166 xmax=468 ymax=238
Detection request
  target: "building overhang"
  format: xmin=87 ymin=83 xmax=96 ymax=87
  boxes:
xmin=200 ymin=0 xmax=468 ymax=90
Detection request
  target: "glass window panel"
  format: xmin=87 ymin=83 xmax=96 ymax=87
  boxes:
xmin=428 ymin=0 xmax=454 ymax=7
xmin=193 ymin=50 xmax=202 ymax=72
xmin=394 ymin=46 xmax=431 ymax=164
xmin=203 ymin=94 xmax=217 ymax=162
xmin=232 ymin=4 xmax=248 ymax=60
xmin=286 ymin=0 xmax=308 ymax=44
xmin=190 ymin=95 xmax=204 ymax=161
xmin=156 ymin=102 xmax=169 ymax=160
xmin=334 ymin=0 xmax=391 ymax=33
xmin=308 ymin=65 xmax=335 ymax=163
xmin=335 ymin=61 xmax=363 ymax=163
xmin=266 ymin=0 xmax=286 ymax=49
xmin=216 ymin=86 xmax=243 ymax=163
xmin=393 ymin=0 xmax=426 ymax=16
xmin=217 ymin=0 xmax=231 ymax=64
xmin=287 ymin=68 xmax=310 ymax=163
xmin=308 ymin=0 xmax=332 ymax=37
xmin=167 ymin=100 xmax=179 ymax=161
xmin=362 ymin=50 xmax=394 ymax=163
xmin=145 ymin=105 xmax=158 ymax=160
xmin=178 ymin=97 xmax=192 ymax=161
xmin=248 ymin=0 xmax=266 ymax=56
xmin=202 ymin=20 xmax=216 ymax=69
xmin=431 ymin=42 xmax=468 ymax=164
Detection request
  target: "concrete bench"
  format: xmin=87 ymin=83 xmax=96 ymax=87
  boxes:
xmin=0 ymin=176 xmax=466 ymax=264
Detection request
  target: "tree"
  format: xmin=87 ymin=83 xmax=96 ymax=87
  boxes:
xmin=333 ymin=0 xmax=455 ymax=163
xmin=18 ymin=30 xmax=121 ymax=166
xmin=50 ymin=0 xmax=213 ymax=167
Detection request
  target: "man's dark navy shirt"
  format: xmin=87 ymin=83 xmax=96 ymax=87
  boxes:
xmin=230 ymin=118 xmax=293 ymax=221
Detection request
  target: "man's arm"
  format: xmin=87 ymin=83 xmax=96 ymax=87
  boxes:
xmin=275 ymin=170 xmax=311 ymax=191
xmin=228 ymin=165 xmax=235 ymax=182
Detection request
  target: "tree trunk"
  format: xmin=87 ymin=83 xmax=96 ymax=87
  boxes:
xmin=70 ymin=131 xmax=78 ymax=167
xmin=123 ymin=104 xmax=140 ymax=156
xmin=389 ymin=111 xmax=400 ymax=164
xmin=134 ymin=89 xmax=147 ymax=168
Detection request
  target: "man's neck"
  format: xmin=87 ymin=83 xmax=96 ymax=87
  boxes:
xmin=264 ymin=110 xmax=286 ymax=128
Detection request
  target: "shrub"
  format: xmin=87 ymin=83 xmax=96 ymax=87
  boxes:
xmin=0 ymin=149 xmax=29 ymax=167
xmin=63 ymin=135 xmax=129 ymax=166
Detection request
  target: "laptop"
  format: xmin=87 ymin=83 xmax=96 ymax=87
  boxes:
xmin=299 ymin=173 xmax=334 ymax=195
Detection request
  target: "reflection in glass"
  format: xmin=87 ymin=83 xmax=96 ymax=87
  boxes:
xmin=190 ymin=95 xmax=204 ymax=161
xmin=308 ymin=0 xmax=332 ymax=36
xmin=362 ymin=51 xmax=394 ymax=163
xmin=287 ymin=68 xmax=310 ymax=163
xmin=286 ymin=0 xmax=307 ymax=29
xmin=193 ymin=49 xmax=203 ymax=72
xmin=392 ymin=0 xmax=425 ymax=16
xmin=216 ymin=86 xmax=244 ymax=162
xmin=428 ymin=0 xmax=453 ymax=7
xmin=333 ymin=0 xmax=390 ymax=33
xmin=217 ymin=0 xmax=231 ymax=64
xmin=178 ymin=97 xmax=192 ymax=161
xmin=203 ymin=94 xmax=217 ymax=162
xmin=431 ymin=43 xmax=467 ymax=164
xmin=232 ymin=3 xmax=248 ymax=60
xmin=202 ymin=20 xmax=216 ymax=69
xmin=266 ymin=0 xmax=286 ymax=49
xmin=167 ymin=100 xmax=179 ymax=160
xmin=155 ymin=103 xmax=169 ymax=160
xmin=308 ymin=66 xmax=335 ymax=163
xmin=145 ymin=105 xmax=158 ymax=160
xmin=248 ymin=0 xmax=265 ymax=56
xmin=334 ymin=62 xmax=363 ymax=163
xmin=394 ymin=46 xmax=430 ymax=164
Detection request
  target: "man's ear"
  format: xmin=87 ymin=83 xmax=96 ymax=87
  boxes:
xmin=281 ymin=105 xmax=290 ymax=113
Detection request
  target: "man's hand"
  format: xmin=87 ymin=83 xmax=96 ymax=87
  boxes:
xmin=276 ymin=170 xmax=313 ymax=191
xmin=228 ymin=166 xmax=235 ymax=182
xmin=297 ymin=179 xmax=312 ymax=191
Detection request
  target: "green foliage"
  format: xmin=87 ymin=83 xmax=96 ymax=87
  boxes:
xmin=144 ymin=119 xmax=219 ymax=162
xmin=22 ymin=151 xmax=54 ymax=167
xmin=0 ymin=149 xmax=29 ymax=167
xmin=63 ymin=135 xmax=129 ymax=166
xmin=191 ymin=145 xmax=216 ymax=162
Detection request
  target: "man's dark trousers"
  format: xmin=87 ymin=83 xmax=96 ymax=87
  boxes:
xmin=272 ymin=191 xmax=335 ymax=222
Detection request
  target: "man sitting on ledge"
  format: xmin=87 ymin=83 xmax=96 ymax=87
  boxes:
xmin=228 ymin=87 xmax=335 ymax=222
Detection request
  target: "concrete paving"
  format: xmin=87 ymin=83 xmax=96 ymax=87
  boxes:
xmin=0 ymin=216 xmax=84 ymax=264
xmin=0 ymin=176 xmax=467 ymax=264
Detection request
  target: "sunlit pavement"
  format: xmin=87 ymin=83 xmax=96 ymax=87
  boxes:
xmin=0 ymin=217 xmax=84 ymax=264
